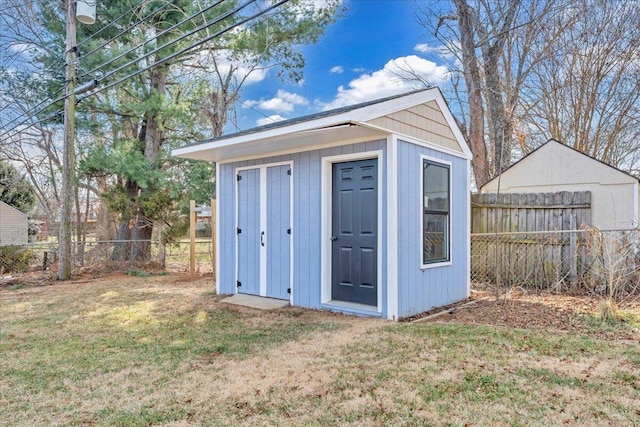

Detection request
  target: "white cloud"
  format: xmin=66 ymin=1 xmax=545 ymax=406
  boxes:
xmin=9 ymin=42 xmax=43 ymax=60
xmin=257 ymin=114 xmax=287 ymax=126
xmin=414 ymin=43 xmax=436 ymax=54
xmin=330 ymin=65 xmax=344 ymax=74
xmin=187 ymin=49 xmax=269 ymax=86
xmin=276 ymin=89 xmax=308 ymax=106
xmin=414 ymin=42 xmax=462 ymax=69
xmin=321 ymin=55 xmax=450 ymax=110
xmin=245 ymin=89 xmax=309 ymax=113
xmin=288 ymin=0 xmax=344 ymax=20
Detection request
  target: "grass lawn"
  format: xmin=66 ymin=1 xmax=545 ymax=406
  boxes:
xmin=1 ymin=274 xmax=639 ymax=426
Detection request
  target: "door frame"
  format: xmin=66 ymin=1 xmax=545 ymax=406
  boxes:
xmin=320 ymin=150 xmax=383 ymax=313
xmin=235 ymin=161 xmax=293 ymax=303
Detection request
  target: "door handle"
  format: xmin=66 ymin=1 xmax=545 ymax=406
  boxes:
xmin=330 ymin=235 xmax=337 ymax=241
xmin=261 ymin=231 xmax=265 ymax=246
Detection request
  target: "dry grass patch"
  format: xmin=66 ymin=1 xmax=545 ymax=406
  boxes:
xmin=1 ymin=275 xmax=639 ymax=426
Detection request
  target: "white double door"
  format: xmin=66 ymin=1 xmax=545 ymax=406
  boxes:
xmin=236 ymin=163 xmax=292 ymax=300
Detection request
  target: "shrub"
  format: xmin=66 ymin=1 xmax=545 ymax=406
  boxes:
xmin=598 ymin=297 xmax=622 ymax=323
xmin=0 ymin=246 xmax=35 ymax=274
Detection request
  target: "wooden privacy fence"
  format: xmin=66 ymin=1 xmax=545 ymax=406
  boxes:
xmin=471 ymin=191 xmax=592 ymax=288
xmin=471 ymin=191 xmax=591 ymax=233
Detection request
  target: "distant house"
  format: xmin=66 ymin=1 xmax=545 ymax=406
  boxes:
xmin=481 ymin=139 xmax=639 ymax=230
xmin=173 ymin=88 xmax=472 ymax=320
xmin=0 ymin=201 xmax=28 ymax=246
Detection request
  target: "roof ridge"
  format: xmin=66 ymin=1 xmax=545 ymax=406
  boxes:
xmin=482 ymin=139 xmax=639 ymax=188
xmin=180 ymin=87 xmax=435 ymax=149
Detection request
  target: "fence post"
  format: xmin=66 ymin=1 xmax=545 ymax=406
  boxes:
xmin=157 ymin=223 xmax=165 ymax=268
xmin=569 ymin=214 xmax=577 ymax=286
xmin=190 ymin=200 xmax=196 ymax=279
xmin=211 ymin=198 xmax=216 ymax=280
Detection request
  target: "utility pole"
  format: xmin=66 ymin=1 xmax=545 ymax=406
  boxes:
xmin=59 ymin=0 xmax=77 ymax=280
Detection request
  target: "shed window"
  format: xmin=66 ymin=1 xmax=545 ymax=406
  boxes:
xmin=422 ymin=160 xmax=450 ymax=264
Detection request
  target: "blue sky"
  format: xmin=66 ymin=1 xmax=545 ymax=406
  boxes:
xmin=0 ymin=0 xmax=455 ymax=134
xmin=236 ymin=0 xmax=455 ymax=130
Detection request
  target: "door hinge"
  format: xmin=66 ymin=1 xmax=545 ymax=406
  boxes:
xmin=236 ymin=227 xmax=242 ymax=234
xmin=237 ymin=174 xmax=242 ymax=181
xmin=287 ymin=228 xmax=291 ymax=235
xmin=287 ymin=288 xmax=291 ymax=294
xmin=287 ymin=169 xmax=291 ymax=176
xmin=237 ymin=281 xmax=242 ymax=287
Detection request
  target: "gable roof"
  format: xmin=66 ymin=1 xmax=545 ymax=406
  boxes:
xmin=481 ymin=139 xmax=639 ymax=190
xmin=0 ymin=200 xmax=28 ymax=218
xmin=172 ymin=87 xmax=472 ymax=163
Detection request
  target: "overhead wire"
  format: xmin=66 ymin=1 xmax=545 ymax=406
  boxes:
xmin=1 ymin=0 xmax=159 ymax=128
xmin=2 ymin=0 xmax=236 ymax=134
xmin=76 ymin=0 xmax=147 ymax=49
xmin=78 ymin=0 xmax=228 ymax=80
xmin=76 ymin=0 xmax=175 ymax=64
xmin=88 ymin=0 xmax=285 ymax=97
xmin=2 ymin=0 xmax=215 ymax=133
xmin=1 ymin=0 xmax=293 ymax=141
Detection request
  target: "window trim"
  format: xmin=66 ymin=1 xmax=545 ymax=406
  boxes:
xmin=420 ymin=155 xmax=452 ymax=269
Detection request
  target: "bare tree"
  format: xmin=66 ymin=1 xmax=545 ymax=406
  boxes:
xmin=519 ymin=0 xmax=640 ymax=171
xmin=416 ymin=0 xmax=558 ymax=187
xmin=417 ymin=0 xmax=640 ymax=181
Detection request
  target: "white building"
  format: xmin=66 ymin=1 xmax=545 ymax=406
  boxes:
xmin=0 ymin=200 xmax=28 ymax=246
xmin=481 ymin=139 xmax=639 ymax=230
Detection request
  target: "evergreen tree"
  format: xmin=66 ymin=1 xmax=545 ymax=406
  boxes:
xmin=0 ymin=162 xmax=36 ymax=214
xmin=1 ymin=0 xmax=344 ymax=262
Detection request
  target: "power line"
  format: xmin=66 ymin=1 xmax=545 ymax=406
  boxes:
xmin=2 ymin=0 xmax=150 ymax=84
xmin=78 ymin=0 xmax=228 ymax=80
xmin=3 ymin=0 xmax=231 ymax=131
xmin=0 ymin=80 xmax=65 ymax=132
xmin=1 ymin=0 xmax=293 ymax=140
xmin=89 ymin=0 xmax=276 ymax=97
xmin=0 ymin=2 xmax=158 ymax=131
xmin=0 ymin=0 xmax=195 ymax=135
xmin=77 ymin=0 xmax=175 ymax=63
xmin=76 ymin=0 xmax=147 ymax=49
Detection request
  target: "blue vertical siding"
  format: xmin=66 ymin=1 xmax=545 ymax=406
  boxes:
xmin=237 ymin=168 xmax=261 ymax=295
xmin=396 ymin=140 xmax=469 ymax=318
xmin=218 ymin=163 xmax=236 ymax=295
xmin=217 ymin=140 xmax=387 ymax=317
xmin=266 ymin=165 xmax=291 ymax=300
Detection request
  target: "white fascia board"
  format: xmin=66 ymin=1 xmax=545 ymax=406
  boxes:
xmin=433 ymin=95 xmax=473 ymax=160
xmin=347 ymin=87 xmax=441 ymax=122
xmin=172 ymin=118 xmax=357 ymax=159
xmin=216 ymin=130 xmax=388 ymax=165
xmin=172 ymin=88 xmax=444 ymax=161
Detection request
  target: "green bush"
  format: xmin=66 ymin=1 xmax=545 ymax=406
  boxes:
xmin=0 ymin=246 xmax=35 ymax=274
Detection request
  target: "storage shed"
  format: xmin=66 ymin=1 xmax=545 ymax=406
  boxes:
xmin=0 ymin=200 xmax=28 ymax=246
xmin=481 ymin=139 xmax=639 ymax=230
xmin=173 ymin=88 xmax=472 ymax=320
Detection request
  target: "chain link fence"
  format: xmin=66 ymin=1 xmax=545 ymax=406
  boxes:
xmin=0 ymin=239 xmax=214 ymax=277
xmin=472 ymin=228 xmax=640 ymax=301
xmin=5 ymin=228 xmax=639 ymax=301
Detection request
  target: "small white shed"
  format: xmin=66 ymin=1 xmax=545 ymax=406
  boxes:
xmin=481 ymin=139 xmax=639 ymax=230
xmin=0 ymin=200 xmax=29 ymax=246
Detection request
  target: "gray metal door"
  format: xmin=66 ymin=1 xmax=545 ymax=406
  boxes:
xmin=237 ymin=168 xmax=261 ymax=295
xmin=331 ymin=159 xmax=378 ymax=306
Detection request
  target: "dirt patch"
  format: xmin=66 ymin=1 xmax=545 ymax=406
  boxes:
xmin=3 ymin=269 xmax=639 ymax=343
xmin=424 ymin=290 xmax=640 ymax=341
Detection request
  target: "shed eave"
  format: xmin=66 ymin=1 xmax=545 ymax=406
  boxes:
xmin=172 ymin=122 xmax=390 ymax=162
